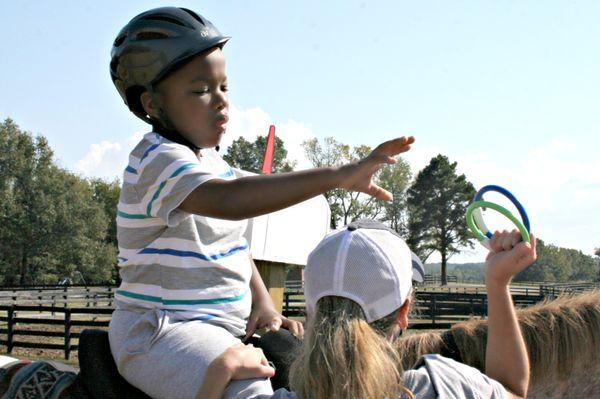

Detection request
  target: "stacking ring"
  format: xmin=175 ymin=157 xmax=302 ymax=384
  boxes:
xmin=466 ymin=200 xmax=531 ymax=249
xmin=472 ymin=185 xmax=530 ymax=239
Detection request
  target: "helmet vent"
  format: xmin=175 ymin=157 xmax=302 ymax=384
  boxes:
xmin=110 ymin=57 xmax=119 ymax=74
xmin=142 ymin=15 xmax=187 ymax=27
xmin=113 ymin=34 xmax=127 ymax=47
xmin=135 ymin=30 xmax=170 ymax=41
xmin=180 ymin=8 xmax=205 ymax=25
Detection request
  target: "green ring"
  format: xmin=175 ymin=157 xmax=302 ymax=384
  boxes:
xmin=466 ymin=200 xmax=531 ymax=244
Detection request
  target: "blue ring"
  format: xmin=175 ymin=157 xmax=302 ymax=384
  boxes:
xmin=473 ymin=185 xmax=531 ymax=238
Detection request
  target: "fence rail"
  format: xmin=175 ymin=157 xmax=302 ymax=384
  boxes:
xmin=282 ymin=280 xmax=600 ymax=324
xmin=0 ymin=305 xmax=113 ymax=360
xmin=0 ymin=281 xmax=598 ymax=359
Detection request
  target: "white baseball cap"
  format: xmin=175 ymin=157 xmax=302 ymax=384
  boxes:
xmin=304 ymin=219 xmax=425 ymax=323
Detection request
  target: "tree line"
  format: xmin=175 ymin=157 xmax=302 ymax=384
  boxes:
xmin=1 ymin=118 xmax=598 ymax=286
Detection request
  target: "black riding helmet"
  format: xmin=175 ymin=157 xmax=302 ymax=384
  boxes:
xmin=110 ymin=7 xmax=230 ymax=125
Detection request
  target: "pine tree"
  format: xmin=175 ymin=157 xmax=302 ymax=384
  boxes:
xmin=407 ymin=154 xmax=476 ymax=285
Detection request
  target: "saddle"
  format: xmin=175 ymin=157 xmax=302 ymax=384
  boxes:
xmin=77 ymin=329 xmax=151 ymax=399
xmin=77 ymin=328 xmax=300 ymax=398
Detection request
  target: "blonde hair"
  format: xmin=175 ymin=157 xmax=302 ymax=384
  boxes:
xmin=289 ymin=295 xmax=414 ymax=399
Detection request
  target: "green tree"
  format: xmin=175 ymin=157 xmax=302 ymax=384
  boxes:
xmin=377 ymin=159 xmax=412 ymax=234
xmin=514 ymin=239 xmax=598 ymax=283
xmin=0 ymin=118 xmax=115 ymax=285
xmin=90 ymin=178 xmax=120 ymax=246
xmin=223 ymin=135 xmax=295 ymax=174
xmin=303 ymin=137 xmax=382 ymax=228
xmin=596 ymin=248 xmax=600 ymax=282
xmin=90 ymin=178 xmax=121 ymax=283
xmin=407 ymin=154 xmax=476 ymax=285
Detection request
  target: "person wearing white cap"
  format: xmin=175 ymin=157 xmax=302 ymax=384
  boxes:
xmin=197 ymin=220 xmax=536 ymax=399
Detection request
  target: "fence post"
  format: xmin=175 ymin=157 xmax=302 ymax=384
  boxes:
xmin=431 ymin=295 xmax=437 ymax=326
xmin=7 ymin=306 xmax=14 ymax=354
xmin=284 ymin=292 xmax=290 ymax=315
xmin=64 ymin=308 xmax=71 ymax=360
xmin=108 ymin=286 xmax=113 ymax=307
xmin=38 ymin=289 xmax=42 ymax=312
xmin=63 ymin=286 xmax=68 ymax=308
xmin=86 ymin=287 xmax=90 ymax=308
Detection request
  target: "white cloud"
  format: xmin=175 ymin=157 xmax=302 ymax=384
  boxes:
xmin=74 ymin=110 xmax=599 ymax=262
xmin=74 ymin=105 xmax=316 ymax=179
xmin=75 ymin=129 xmax=147 ymax=180
xmin=221 ymin=104 xmax=315 ymax=169
xmin=422 ymin=136 xmax=600 ymax=263
xmin=75 ymin=140 xmax=123 ymax=179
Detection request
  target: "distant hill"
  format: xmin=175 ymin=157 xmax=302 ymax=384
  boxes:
xmin=425 ymin=262 xmax=486 ymax=283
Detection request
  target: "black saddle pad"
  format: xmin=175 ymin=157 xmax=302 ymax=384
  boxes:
xmin=78 ymin=328 xmax=301 ymax=398
xmin=78 ymin=329 xmax=150 ymax=399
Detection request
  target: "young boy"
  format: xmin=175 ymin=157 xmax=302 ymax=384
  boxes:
xmin=108 ymin=7 xmax=414 ymax=399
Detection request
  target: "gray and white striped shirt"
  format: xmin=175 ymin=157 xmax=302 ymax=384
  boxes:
xmin=115 ymin=132 xmax=252 ymax=337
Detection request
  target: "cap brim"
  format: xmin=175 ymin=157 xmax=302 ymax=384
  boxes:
xmin=410 ymin=252 xmax=426 ymax=282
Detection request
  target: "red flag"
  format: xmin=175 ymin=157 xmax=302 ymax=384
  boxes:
xmin=261 ymin=125 xmax=276 ymax=174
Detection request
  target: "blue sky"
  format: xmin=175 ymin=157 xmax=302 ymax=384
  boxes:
xmin=1 ymin=1 xmax=599 ymax=262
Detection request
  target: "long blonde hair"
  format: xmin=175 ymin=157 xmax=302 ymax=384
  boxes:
xmin=289 ymin=295 xmax=414 ymax=399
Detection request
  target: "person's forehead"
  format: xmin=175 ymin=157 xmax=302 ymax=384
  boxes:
xmin=181 ymin=48 xmax=227 ymax=81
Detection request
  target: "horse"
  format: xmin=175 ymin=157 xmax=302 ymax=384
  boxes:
xmin=396 ymin=290 xmax=600 ymax=399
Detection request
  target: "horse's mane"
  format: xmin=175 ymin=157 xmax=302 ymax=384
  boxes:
xmin=396 ymin=290 xmax=600 ymax=398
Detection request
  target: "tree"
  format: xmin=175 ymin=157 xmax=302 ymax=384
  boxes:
xmin=90 ymin=178 xmax=121 ymax=282
xmin=90 ymin=178 xmax=120 ymax=247
xmin=303 ymin=137 xmax=383 ymax=228
xmin=406 ymin=154 xmax=476 ymax=285
xmin=596 ymin=248 xmax=600 ymax=282
xmin=377 ymin=159 xmax=412 ymax=234
xmin=0 ymin=118 xmax=116 ymax=285
xmin=514 ymin=239 xmax=598 ymax=283
xmin=223 ymin=135 xmax=295 ymax=174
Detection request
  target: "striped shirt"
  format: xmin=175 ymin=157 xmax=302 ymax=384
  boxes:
xmin=115 ymin=132 xmax=252 ymax=337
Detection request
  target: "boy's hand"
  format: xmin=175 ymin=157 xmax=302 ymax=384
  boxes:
xmin=214 ymin=343 xmax=276 ymax=381
xmin=485 ymin=230 xmax=537 ymax=286
xmin=243 ymin=301 xmax=304 ymax=342
xmin=339 ymin=136 xmax=415 ymax=201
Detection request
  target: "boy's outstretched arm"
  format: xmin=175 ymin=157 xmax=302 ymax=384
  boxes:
xmin=484 ymin=230 xmax=537 ymax=399
xmin=179 ymin=136 xmax=414 ymax=220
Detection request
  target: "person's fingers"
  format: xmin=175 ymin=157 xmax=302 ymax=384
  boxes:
xmin=269 ymin=318 xmax=282 ymax=332
xmin=260 ymin=365 xmax=276 ymax=378
xmin=366 ymin=184 xmax=393 ymax=201
xmin=287 ymin=321 xmax=300 ymax=338
xmin=511 ymin=229 xmax=521 ymax=247
xmin=513 ymin=241 xmax=534 ymax=267
xmin=260 ymin=354 xmax=269 ymax=366
xmin=374 ymin=136 xmax=415 ymax=156
xmin=297 ymin=322 xmax=305 ymax=340
xmin=490 ymin=231 xmax=503 ymax=253
xmin=243 ymin=317 xmax=258 ymax=342
xmin=501 ymin=230 xmax=513 ymax=251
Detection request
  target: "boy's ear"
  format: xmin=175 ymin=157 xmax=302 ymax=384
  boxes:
xmin=140 ymin=90 xmax=159 ymax=119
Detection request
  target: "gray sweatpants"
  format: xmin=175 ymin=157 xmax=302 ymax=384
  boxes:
xmin=108 ymin=308 xmax=275 ymax=399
